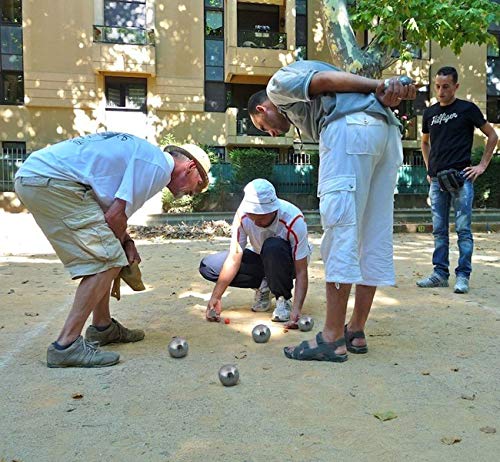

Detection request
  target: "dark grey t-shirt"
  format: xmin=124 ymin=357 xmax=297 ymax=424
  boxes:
xmin=266 ymin=60 xmax=400 ymax=142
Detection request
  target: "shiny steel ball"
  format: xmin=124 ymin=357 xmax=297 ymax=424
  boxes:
xmin=168 ymin=337 xmax=188 ymax=358
xmin=252 ymin=324 xmax=271 ymax=343
xmin=218 ymin=364 xmax=239 ymax=387
xmin=298 ymin=316 xmax=314 ymax=332
xmin=384 ymin=75 xmax=414 ymax=89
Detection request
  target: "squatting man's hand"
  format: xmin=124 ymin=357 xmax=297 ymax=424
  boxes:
xmin=284 ymin=307 xmax=301 ymax=329
xmin=206 ymin=296 xmax=222 ymax=322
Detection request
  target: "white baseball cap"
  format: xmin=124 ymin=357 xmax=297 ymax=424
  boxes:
xmin=241 ymin=179 xmax=279 ymax=214
xmin=165 ymin=143 xmax=211 ymax=192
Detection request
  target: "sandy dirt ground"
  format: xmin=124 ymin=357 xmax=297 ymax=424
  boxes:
xmin=0 ymin=211 xmax=499 ymax=462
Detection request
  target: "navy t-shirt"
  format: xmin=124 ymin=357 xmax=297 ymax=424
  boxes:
xmin=422 ymin=99 xmax=486 ymax=177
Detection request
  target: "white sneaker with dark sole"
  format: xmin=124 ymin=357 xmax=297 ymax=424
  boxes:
xmin=272 ymin=296 xmax=292 ymax=322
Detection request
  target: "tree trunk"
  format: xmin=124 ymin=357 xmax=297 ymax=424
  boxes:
xmin=320 ymin=0 xmax=385 ymax=78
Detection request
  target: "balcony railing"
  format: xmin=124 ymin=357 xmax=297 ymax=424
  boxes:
xmin=237 ymin=29 xmax=286 ymax=50
xmin=93 ymin=25 xmax=155 ymax=46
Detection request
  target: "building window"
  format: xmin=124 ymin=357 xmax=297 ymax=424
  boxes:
xmin=205 ymin=0 xmax=225 ymax=112
xmin=105 ymin=77 xmax=147 ymax=112
xmin=487 ymin=31 xmax=500 ymax=123
xmin=295 ymin=0 xmax=307 ymax=59
xmin=104 ymin=0 xmax=146 ymax=28
xmin=0 ymin=0 xmax=23 ymax=105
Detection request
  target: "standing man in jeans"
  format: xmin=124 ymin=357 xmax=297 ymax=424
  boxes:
xmin=416 ymin=66 xmax=498 ymax=294
xmin=248 ymin=60 xmax=415 ymax=361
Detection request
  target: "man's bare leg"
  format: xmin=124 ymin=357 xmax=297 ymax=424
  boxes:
xmin=91 ymin=284 xmax=114 ymax=328
xmin=56 ymin=267 xmax=121 ymax=346
xmin=346 ymin=284 xmax=376 ymax=348
xmin=285 ymin=282 xmax=351 ymax=356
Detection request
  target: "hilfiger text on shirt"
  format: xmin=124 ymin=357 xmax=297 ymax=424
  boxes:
xmin=430 ymin=112 xmax=458 ymax=126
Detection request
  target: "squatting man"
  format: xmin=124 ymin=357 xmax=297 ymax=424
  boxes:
xmin=200 ymin=178 xmax=312 ymax=327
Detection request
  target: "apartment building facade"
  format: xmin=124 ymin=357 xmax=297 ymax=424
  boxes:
xmin=0 ymin=0 xmax=498 ymax=186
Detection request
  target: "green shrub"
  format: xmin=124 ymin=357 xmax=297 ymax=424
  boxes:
xmin=228 ymin=147 xmax=275 ymax=187
xmin=161 ymin=188 xmax=194 ymax=213
xmin=471 ymin=146 xmax=500 ymax=208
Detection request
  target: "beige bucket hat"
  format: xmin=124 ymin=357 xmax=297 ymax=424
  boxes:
xmin=165 ymin=144 xmax=211 ymax=192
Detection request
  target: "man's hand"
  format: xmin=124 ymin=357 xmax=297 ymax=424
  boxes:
xmin=104 ymin=199 xmax=128 ymax=241
xmin=284 ymin=307 xmax=301 ymax=329
xmin=375 ymin=78 xmax=416 ymax=108
xmin=123 ymin=239 xmax=141 ymax=265
xmin=463 ymin=165 xmax=486 ymax=182
xmin=206 ymin=296 xmax=222 ymax=322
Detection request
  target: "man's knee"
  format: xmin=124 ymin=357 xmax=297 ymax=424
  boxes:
xmin=199 ymin=254 xmax=221 ymax=282
xmin=261 ymin=237 xmax=290 ymax=258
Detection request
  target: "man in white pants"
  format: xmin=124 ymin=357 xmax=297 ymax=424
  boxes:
xmin=248 ymin=60 xmax=415 ymax=361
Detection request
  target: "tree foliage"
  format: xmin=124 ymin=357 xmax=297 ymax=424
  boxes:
xmin=322 ymin=0 xmax=500 ymax=76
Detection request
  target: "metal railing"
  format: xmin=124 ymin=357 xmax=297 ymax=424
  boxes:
xmin=93 ymin=25 xmax=155 ymax=46
xmin=0 ymin=148 xmax=30 ymax=192
xmin=237 ymin=29 xmax=286 ymax=49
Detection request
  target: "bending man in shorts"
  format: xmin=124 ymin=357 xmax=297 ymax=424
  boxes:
xmin=15 ymin=132 xmax=210 ymax=368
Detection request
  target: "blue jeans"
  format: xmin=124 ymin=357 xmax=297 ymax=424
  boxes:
xmin=429 ymin=179 xmax=474 ymax=279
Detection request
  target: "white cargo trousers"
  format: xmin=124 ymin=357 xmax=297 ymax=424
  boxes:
xmin=318 ymin=112 xmax=403 ymax=286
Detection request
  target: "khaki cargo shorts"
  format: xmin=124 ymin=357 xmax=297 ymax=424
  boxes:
xmin=15 ymin=176 xmax=128 ymax=279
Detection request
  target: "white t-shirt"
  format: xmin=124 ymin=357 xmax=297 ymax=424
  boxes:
xmin=16 ymin=132 xmax=173 ymax=217
xmin=232 ymin=199 xmax=312 ymax=260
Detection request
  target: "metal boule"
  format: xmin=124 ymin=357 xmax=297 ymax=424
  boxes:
xmin=298 ymin=316 xmax=314 ymax=332
xmin=168 ymin=337 xmax=188 ymax=358
xmin=218 ymin=364 xmax=239 ymax=387
xmin=252 ymin=324 xmax=271 ymax=343
xmin=384 ymin=75 xmax=414 ymax=89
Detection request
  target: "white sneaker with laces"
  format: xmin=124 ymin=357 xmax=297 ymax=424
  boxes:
xmin=252 ymin=279 xmax=271 ymax=312
xmin=272 ymin=296 xmax=292 ymax=322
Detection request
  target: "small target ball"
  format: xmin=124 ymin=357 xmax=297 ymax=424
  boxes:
xmin=224 ymin=318 xmax=230 ymax=324
xmin=218 ymin=364 xmax=239 ymax=387
xmin=168 ymin=337 xmax=188 ymax=358
xmin=298 ymin=316 xmax=314 ymax=332
xmin=252 ymin=324 xmax=271 ymax=343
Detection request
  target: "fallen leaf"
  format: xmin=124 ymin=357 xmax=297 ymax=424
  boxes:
xmin=234 ymin=353 xmax=247 ymax=359
xmin=460 ymin=393 xmax=476 ymax=401
xmin=373 ymin=411 xmax=397 ymax=422
xmin=441 ymin=436 xmax=461 ymax=445
xmin=421 ymin=371 xmax=430 ymax=376
xmin=21 ymin=280 xmax=29 ymax=284
xmin=72 ymin=393 xmax=84 ymax=400
xmin=24 ymin=312 xmax=39 ymax=317
xmin=451 ymin=367 xmax=459 ymax=372
xmin=480 ymin=426 xmax=496 ymax=434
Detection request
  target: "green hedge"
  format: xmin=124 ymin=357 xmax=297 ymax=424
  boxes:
xmin=228 ymin=147 xmax=276 ymax=187
xmin=471 ymin=146 xmax=500 ymax=208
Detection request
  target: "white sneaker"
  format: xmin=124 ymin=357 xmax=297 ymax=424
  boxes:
xmin=252 ymin=279 xmax=271 ymax=312
xmin=272 ymin=296 xmax=291 ymax=322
